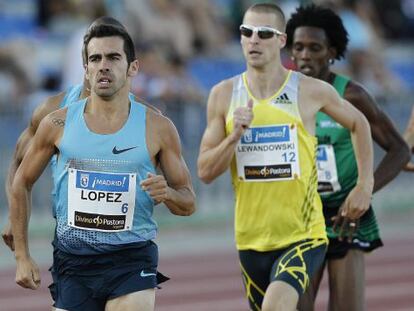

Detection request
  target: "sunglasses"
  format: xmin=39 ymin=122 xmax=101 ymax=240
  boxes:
xmin=240 ymin=24 xmax=284 ymax=39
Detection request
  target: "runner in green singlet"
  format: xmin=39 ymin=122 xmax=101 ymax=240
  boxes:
xmin=286 ymin=5 xmax=410 ymax=311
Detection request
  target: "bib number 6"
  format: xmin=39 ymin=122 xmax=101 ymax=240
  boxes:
xmin=121 ymin=203 xmax=129 ymax=214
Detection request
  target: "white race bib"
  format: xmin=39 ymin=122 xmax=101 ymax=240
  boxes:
xmin=235 ymin=124 xmax=300 ymax=182
xmin=67 ymin=169 xmax=136 ymax=232
xmin=316 ymin=144 xmax=341 ymax=194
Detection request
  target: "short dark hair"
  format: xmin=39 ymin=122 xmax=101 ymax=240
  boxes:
xmin=88 ymin=16 xmax=125 ymax=30
xmin=83 ymin=23 xmax=136 ymax=65
xmin=286 ymin=4 xmax=349 ymax=60
xmin=82 ymin=17 xmax=128 ymax=65
xmin=247 ymin=3 xmax=286 ymax=30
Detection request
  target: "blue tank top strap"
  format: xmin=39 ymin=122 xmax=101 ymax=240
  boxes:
xmin=131 ymin=99 xmax=147 ymax=125
xmin=60 ymin=84 xmax=83 ymax=108
xmin=65 ymin=97 xmax=87 ymax=125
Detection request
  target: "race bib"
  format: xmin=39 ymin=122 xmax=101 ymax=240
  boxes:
xmin=67 ymin=169 xmax=136 ymax=232
xmin=235 ymin=124 xmax=300 ymax=182
xmin=316 ymin=144 xmax=341 ymax=194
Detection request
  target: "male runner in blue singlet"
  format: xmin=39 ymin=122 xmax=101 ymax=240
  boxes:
xmin=10 ymin=22 xmax=194 ymax=311
xmin=2 ymin=17 xmax=160 ymax=251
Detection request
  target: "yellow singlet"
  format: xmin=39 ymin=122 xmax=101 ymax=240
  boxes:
xmin=225 ymin=71 xmax=327 ymax=251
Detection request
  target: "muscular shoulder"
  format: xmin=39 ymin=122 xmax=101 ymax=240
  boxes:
xmin=300 ymin=75 xmax=336 ymax=98
xmin=344 ymin=80 xmax=380 ymax=121
xmin=147 ymin=111 xmax=181 ymax=158
xmin=31 ymin=92 xmax=66 ymax=130
xmin=42 ymin=107 xmax=68 ymax=130
xmin=211 ymin=78 xmax=233 ymax=97
xmin=208 ymin=78 xmax=234 ymax=116
xmin=34 ymin=107 xmax=68 ymax=145
xmin=147 ymin=111 xmax=176 ymax=138
xmin=300 ymin=75 xmax=339 ymax=109
xmin=344 ymin=80 xmax=375 ymax=105
xmin=47 ymin=107 xmax=68 ymax=126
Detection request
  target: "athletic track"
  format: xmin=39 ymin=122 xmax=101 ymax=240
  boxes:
xmin=0 ymin=235 xmax=413 ymax=310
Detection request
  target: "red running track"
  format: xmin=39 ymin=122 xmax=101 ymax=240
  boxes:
xmin=0 ymin=236 xmax=413 ymax=311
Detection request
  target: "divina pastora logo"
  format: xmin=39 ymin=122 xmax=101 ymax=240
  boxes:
xmin=74 ymin=211 xmax=126 ymax=230
xmin=244 ymin=164 xmax=292 ymax=180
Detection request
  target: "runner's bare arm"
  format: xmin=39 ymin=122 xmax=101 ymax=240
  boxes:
xmin=198 ymin=81 xmax=248 ymax=183
xmin=404 ymin=105 xmax=414 ymax=148
xmin=403 ymin=106 xmax=414 ymax=171
xmin=141 ymin=113 xmax=195 ymax=216
xmin=10 ymin=110 xmax=64 ymax=289
xmin=6 ymin=93 xmax=64 ymax=200
xmin=319 ymin=84 xmax=374 ymax=219
xmin=2 ymin=93 xmax=65 ymax=250
xmin=345 ymin=82 xmax=410 ymax=191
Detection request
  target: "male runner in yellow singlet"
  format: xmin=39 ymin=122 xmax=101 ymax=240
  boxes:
xmin=197 ymin=3 xmax=373 ymax=311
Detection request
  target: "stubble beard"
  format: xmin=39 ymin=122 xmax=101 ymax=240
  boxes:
xmin=93 ymin=78 xmax=126 ymax=99
xmin=95 ymin=87 xmax=115 ymax=98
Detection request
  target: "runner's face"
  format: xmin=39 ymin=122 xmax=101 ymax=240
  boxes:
xmin=241 ymin=11 xmax=286 ymax=69
xmin=85 ymin=36 xmax=133 ymax=98
xmin=291 ymin=26 xmax=333 ymax=79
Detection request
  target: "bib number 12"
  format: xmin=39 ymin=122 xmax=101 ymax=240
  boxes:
xmin=282 ymin=152 xmax=296 ymax=162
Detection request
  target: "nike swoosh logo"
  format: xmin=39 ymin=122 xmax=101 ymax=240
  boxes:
xmin=112 ymin=146 xmax=138 ymax=154
xmin=140 ymin=270 xmax=157 ymax=278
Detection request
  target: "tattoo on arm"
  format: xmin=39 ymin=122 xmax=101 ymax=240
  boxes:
xmin=52 ymin=118 xmax=65 ymax=127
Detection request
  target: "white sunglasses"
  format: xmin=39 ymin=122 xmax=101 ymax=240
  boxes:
xmin=240 ymin=24 xmax=284 ymax=39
